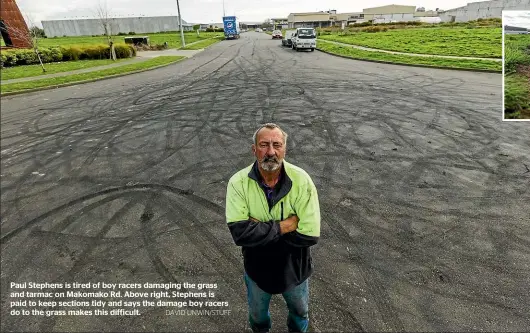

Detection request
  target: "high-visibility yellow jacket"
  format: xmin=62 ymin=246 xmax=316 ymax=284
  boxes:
xmin=226 ymin=160 xmax=320 ymax=294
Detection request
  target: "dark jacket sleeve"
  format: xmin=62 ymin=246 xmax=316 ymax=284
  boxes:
xmin=228 ymin=220 xmax=281 ymax=247
xmin=282 ymin=231 xmax=319 ymax=247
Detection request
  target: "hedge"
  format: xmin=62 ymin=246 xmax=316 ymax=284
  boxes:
xmin=1 ymin=44 xmax=136 ymax=68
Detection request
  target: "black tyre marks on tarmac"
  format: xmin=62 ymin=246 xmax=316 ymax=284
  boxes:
xmin=1 ymin=32 xmax=530 ymax=332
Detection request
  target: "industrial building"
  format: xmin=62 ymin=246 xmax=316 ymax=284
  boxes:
xmin=42 ymin=16 xmax=192 ymax=37
xmin=287 ymin=5 xmax=441 ymax=28
xmin=271 ymin=18 xmax=289 ymax=29
xmin=439 ymin=0 xmax=530 ymax=22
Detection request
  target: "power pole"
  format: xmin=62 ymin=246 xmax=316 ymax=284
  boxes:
xmin=176 ymin=0 xmax=185 ymax=47
xmin=223 ymin=0 xmax=226 ymax=17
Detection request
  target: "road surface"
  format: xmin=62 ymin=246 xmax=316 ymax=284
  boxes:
xmin=1 ymin=32 xmax=529 ymax=332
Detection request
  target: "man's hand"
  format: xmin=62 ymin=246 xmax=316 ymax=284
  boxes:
xmin=280 ymin=215 xmax=299 ymax=235
xmin=249 ymin=215 xmax=299 ymax=235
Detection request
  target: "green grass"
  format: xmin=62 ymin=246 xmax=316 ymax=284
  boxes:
xmin=1 ymin=59 xmax=130 ymax=80
xmin=317 ymin=40 xmax=501 ymax=71
xmin=504 ymin=74 xmax=529 ymax=119
xmin=1 ymin=56 xmax=184 ymax=94
xmin=181 ymin=37 xmax=222 ymax=50
xmin=504 ymin=34 xmax=530 ymax=119
xmin=39 ymin=32 xmax=223 ymax=49
xmin=504 ymin=34 xmax=530 ymax=73
xmin=319 ymin=27 xmax=502 ymax=58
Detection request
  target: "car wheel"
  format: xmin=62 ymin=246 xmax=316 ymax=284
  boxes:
xmin=311 ymin=48 xmax=314 ymax=52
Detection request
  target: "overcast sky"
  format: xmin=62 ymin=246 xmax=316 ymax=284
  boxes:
xmin=18 ymin=0 xmax=480 ymax=26
xmin=503 ymin=10 xmax=530 ymax=29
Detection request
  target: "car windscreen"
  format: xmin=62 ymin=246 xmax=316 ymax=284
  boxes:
xmin=298 ymin=29 xmax=315 ymax=38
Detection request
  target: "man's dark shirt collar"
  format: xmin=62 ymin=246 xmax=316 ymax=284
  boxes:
xmin=248 ymin=161 xmax=292 ymax=209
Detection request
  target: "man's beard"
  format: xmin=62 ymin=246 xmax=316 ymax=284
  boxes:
xmin=259 ymin=156 xmax=282 ymax=171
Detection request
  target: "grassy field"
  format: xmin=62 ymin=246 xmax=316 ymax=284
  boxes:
xmin=39 ymin=32 xmax=223 ymax=49
xmin=181 ymin=37 xmax=223 ymax=50
xmin=1 ymin=59 xmax=130 ymax=80
xmin=319 ymin=27 xmax=502 ymax=58
xmin=317 ymin=40 xmax=501 ymax=72
xmin=504 ymin=34 xmax=530 ymax=119
xmin=1 ymin=56 xmax=184 ymax=94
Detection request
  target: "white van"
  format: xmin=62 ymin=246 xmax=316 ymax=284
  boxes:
xmin=291 ymin=28 xmax=316 ymax=51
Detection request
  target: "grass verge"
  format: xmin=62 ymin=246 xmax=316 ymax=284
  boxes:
xmin=504 ymin=74 xmax=530 ymax=119
xmin=181 ymin=38 xmax=222 ymax=50
xmin=1 ymin=59 xmax=130 ymax=80
xmin=503 ymin=34 xmax=530 ymax=119
xmin=1 ymin=56 xmax=185 ymax=94
xmin=318 ymin=27 xmax=501 ymax=58
xmin=317 ymin=40 xmax=501 ymax=72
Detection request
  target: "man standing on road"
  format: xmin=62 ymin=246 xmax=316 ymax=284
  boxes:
xmin=225 ymin=123 xmax=321 ymax=332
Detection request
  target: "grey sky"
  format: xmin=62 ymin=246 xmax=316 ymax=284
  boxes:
xmin=18 ymin=0 xmax=478 ymax=27
xmin=503 ymin=10 xmax=530 ymax=29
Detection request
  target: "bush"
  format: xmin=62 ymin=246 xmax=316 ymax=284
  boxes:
xmin=61 ymin=46 xmax=82 ymax=61
xmin=1 ymin=52 xmax=17 ymax=67
xmin=49 ymin=48 xmax=63 ymax=62
xmin=114 ymin=44 xmax=135 ymax=58
xmin=13 ymin=49 xmax=38 ymax=65
xmin=37 ymin=48 xmax=51 ymax=62
xmin=1 ymin=44 xmax=135 ymax=67
xmin=128 ymin=31 xmax=136 ymax=35
xmin=83 ymin=44 xmax=110 ymax=59
xmin=362 ymin=26 xmax=388 ymax=33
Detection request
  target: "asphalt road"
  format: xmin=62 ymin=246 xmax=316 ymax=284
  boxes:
xmin=1 ymin=31 xmax=529 ymax=332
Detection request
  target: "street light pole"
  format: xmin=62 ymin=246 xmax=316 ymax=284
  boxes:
xmin=176 ymin=0 xmax=185 ymax=47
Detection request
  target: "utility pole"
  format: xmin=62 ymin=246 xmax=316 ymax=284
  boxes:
xmin=176 ymin=0 xmax=185 ymax=47
xmin=223 ymin=0 xmax=226 ymax=17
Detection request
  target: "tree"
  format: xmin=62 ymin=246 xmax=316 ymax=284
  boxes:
xmin=1 ymin=15 xmax=47 ymax=72
xmin=193 ymin=24 xmax=200 ymax=36
xmin=30 ymin=26 xmax=46 ymax=38
xmin=261 ymin=19 xmax=273 ymax=30
xmin=95 ymin=1 xmax=118 ymax=61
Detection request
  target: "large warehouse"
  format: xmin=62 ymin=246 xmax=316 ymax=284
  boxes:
xmin=287 ymin=5 xmax=439 ymax=28
xmin=439 ymin=0 xmax=530 ymax=22
xmin=42 ymin=16 xmax=192 ymax=37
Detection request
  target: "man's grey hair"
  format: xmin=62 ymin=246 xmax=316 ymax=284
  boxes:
xmin=253 ymin=123 xmax=288 ymax=145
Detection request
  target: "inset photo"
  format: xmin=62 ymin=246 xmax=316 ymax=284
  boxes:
xmin=503 ymin=10 xmax=530 ymax=120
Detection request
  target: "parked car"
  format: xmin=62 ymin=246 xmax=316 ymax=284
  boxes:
xmin=291 ymin=28 xmax=316 ymax=51
xmin=272 ymin=30 xmax=282 ymax=39
xmin=281 ymin=30 xmax=296 ymax=47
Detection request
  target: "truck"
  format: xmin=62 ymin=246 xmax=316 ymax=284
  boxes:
xmin=222 ymin=16 xmax=240 ymax=40
xmin=290 ymin=27 xmax=317 ymax=52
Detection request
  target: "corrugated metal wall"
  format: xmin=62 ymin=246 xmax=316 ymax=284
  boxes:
xmin=42 ymin=16 xmax=192 ymax=37
xmin=440 ymin=0 xmax=530 ymax=22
